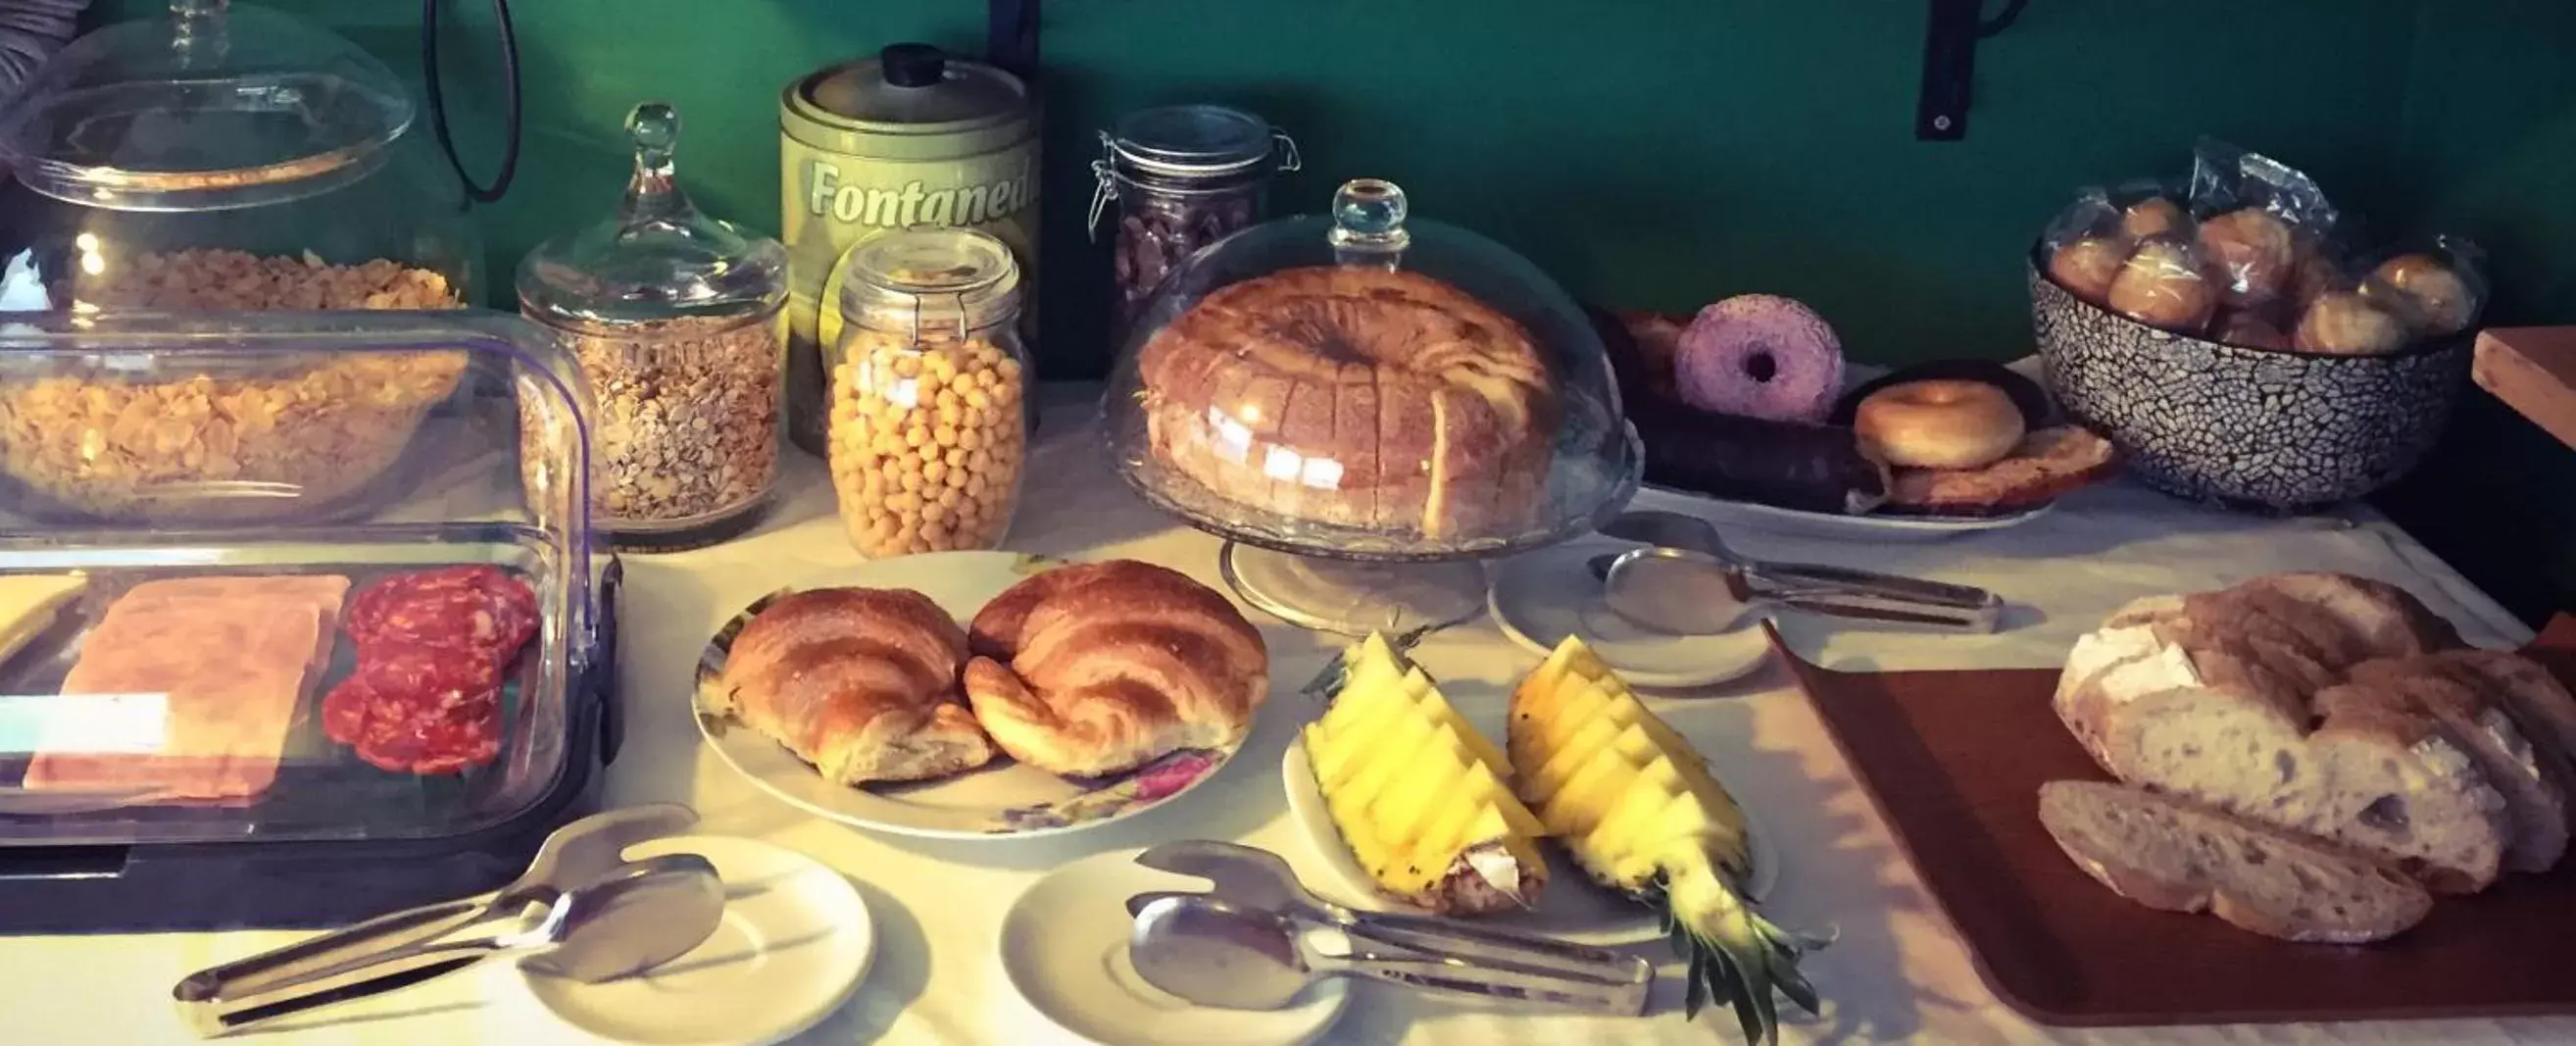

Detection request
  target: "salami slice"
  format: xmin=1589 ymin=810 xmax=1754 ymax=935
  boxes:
xmin=320 ymin=676 xmax=376 ymax=746
xmin=351 ymin=685 xmax=501 ymax=775
xmin=346 ymin=566 xmax=538 ymax=654
xmin=353 ymin=641 xmax=502 ymax=700
xmin=329 ymin=566 xmax=532 ymax=775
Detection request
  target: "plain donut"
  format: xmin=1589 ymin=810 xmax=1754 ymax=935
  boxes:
xmin=1854 ymin=379 xmax=2026 ymax=470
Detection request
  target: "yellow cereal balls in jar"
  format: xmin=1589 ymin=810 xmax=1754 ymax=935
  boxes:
xmin=821 ymin=227 xmax=1029 ymax=558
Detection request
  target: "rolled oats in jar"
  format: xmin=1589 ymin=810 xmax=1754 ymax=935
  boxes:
xmin=825 ymin=227 xmax=1028 ymax=557
xmin=1090 ymin=105 xmax=1299 ymax=341
xmin=518 ymin=103 xmax=790 ymax=550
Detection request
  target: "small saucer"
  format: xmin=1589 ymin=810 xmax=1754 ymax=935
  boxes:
xmin=1000 ymin=849 xmax=1350 ymax=1046
xmin=520 ymin=835 xmax=873 ymax=1046
xmin=1489 ymin=541 xmax=1772 ymax=689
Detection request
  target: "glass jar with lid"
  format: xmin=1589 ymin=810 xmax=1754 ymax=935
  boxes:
xmin=0 ymin=0 xmax=480 ymax=526
xmin=0 ymin=0 xmax=482 ymax=308
xmin=1090 ymin=104 xmax=1300 ymax=339
xmin=825 ymin=226 xmax=1029 ymax=558
xmin=518 ymin=102 xmax=789 ymax=551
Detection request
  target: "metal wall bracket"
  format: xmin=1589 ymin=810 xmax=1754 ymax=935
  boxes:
xmin=1915 ymin=0 xmax=2028 ymax=141
xmin=988 ymin=0 xmax=1040 ymax=81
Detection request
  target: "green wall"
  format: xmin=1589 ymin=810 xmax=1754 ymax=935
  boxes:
xmin=83 ymin=0 xmax=2576 ymax=618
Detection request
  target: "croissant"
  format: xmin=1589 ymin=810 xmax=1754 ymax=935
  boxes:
xmin=712 ymin=587 xmax=995 ymax=784
xmin=963 ymin=560 xmax=1269 ymax=777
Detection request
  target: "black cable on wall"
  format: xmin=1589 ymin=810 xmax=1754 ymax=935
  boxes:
xmin=421 ymin=0 xmax=522 ymax=204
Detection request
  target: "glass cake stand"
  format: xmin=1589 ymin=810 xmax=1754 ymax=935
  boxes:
xmin=1102 ymin=178 xmax=1642 ymax=636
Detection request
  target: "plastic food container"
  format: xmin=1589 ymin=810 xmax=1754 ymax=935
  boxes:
xmin=823 ymin=227 xmax=1028 ymax=557
xmin=0 ymin=310 xmax=616 ymax=933
xmin=519 ymin=102 xmax=789 ymax=550
xmin=0 ymin=0 xmax=481 ymax=524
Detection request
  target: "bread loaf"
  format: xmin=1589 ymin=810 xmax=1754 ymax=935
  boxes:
xmin=711 ymin=587 xmax=995 ymax=784
xmin=2055 ymin=573 xmax=2518 ymax=893
xmin=964 ymin=560 xmax=1269 ymax=777
xmin=2038 ymin=780 xmax=2433 ymax=944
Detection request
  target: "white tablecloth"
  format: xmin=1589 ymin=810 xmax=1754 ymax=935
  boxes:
xmin=14 ymin=388 xmax=2567 ymax=1046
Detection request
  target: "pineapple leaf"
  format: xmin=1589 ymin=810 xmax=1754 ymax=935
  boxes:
xmin=1774 ymin=962 xmax=1822 ymax=1016
xmin=1747 ymin=947 xmax=1781 ymax=1046
xmin=1682 ymin=948 xmax=1709 ymax=1020
xmin=1696 ymin=942 xmax=1732 ymax=1008
xmin=1711 ymin=944 xmax=1767 ymax=1046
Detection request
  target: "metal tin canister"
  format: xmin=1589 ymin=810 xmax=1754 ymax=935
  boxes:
xmin=779 ymin=42 xmax=1040 ymax=455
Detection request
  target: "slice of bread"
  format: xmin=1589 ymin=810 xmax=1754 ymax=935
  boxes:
xmin=2038 ymin=779 xmax=2433 ymax=944
xmin=2349 ymin=658 xmax=2569 ymax=873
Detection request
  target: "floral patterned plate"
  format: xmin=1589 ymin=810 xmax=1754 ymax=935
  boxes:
xmin=693 ymin=550 xmax=1244 ymax=840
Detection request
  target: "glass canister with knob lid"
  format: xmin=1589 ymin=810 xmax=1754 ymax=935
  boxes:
xmin=0 ymin=0 xmax=479 ymax=526
xmin=1090 ymin=104 xmax=1300 ymax=339
xmin=518 ymin=102 xmax=789 ymax=551
xmin=0 ymin=0 xmax=481 ymax=305
xmin=1101 ymin=176 xmax=1640 ymax=633
xmin=825 ymin=226 xmax=1029 ymax=558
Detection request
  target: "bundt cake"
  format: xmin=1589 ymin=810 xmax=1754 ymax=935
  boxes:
xmin=1136 ymin=267 xmax=1559 ymax=539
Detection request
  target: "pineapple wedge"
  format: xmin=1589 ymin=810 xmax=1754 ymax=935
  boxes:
xmin=1304 ymin=632 xmax=1548 ymax=915
xmin=1509 ymin=635 xmax=1826 ymax=1045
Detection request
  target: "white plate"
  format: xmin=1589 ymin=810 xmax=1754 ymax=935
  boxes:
xmin=522 ymin=835 xmax=873 ymax=1046
xmin=1657 ymin=484 xmax=2053 ymax=543
xmin=1000 ymin=849 xmax=1350 ymax=1046
xmin=1281 ymin=739 xmax=1777 ymax=946
xmin=1488 ymin=541 xmax=1772 ymax=689
xmin=694 ymin=551 xmax=1243 ymax=840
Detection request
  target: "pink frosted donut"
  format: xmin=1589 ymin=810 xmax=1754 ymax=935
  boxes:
xmin=1672 ymin=294 xmax=1845 ymax=423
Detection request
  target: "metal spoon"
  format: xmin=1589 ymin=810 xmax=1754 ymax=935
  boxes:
xmin=1130 ymin=893 xmax=1650 ymax=1014
xmin=1589 ymin=510 xmax=2002 ymax=633
xmin=174 ymin=853 xmax=725 ymax=1038
xmin=187 ymin=804 xmax=701 ymax=997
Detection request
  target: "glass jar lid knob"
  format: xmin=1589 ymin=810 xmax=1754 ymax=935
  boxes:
xmin=624 ymin=102 xmax=683 ymax=221
xmin=1328 ymin=178 xmax=1411 ymax=267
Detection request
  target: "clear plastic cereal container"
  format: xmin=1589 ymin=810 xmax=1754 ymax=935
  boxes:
xmin=824 ymin=227 xmax=1028 ymax=557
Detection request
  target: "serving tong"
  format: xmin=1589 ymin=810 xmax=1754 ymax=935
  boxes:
xmin=172 ymin=804 xmax=707 ymax=1037
xmin=1588 ymin=510 xmax=2004 ymax=634
xmin=1126 ymin=840 xmax=1652 ymax=1015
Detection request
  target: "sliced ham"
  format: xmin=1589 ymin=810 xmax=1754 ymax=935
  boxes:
xmin=24 ymin=574 xmax=350 ymax=801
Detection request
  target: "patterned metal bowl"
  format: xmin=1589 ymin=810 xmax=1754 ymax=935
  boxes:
xmin=2028 ymin=260 xmax=2470 ymax=513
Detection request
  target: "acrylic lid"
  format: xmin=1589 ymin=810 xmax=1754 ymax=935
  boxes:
xmin=518 ymin=103 xmax=788 ymax=329
xmin=0 ymin=0 xmax=415 ymax=211
xmin=1102 ymin=178 xmax=1641 ymax=559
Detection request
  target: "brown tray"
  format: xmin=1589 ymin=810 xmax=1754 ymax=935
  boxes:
xmin=1784 ymin=615 xmax=2576 ymax=1027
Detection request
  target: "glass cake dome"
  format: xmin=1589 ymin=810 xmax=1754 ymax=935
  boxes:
xmin=1102 ymin=177 xmax=1641 ymax=633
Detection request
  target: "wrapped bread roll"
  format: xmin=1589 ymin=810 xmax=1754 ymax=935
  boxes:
xmin=2048 ymin=236 xmax=2130 ymax=305
xmin=2362 ymin=253 xmax=2479 ymax=337
xmin=2107 ymin=239 xmax=2216 ymax=331
xmin=2214 ymin=311 xmax=2291 ymax=350
xmin=2121 ymin=197 xmax=2188 ymax=241
xmin=2294 ymin=292 xmax=2407 ymax=356
xmin=2197 ymin=208 xmax=2296 ymax=307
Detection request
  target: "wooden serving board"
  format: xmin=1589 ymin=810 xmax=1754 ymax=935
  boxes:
xmin=1787 ymin=615 xmax=2576 ymax=1026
